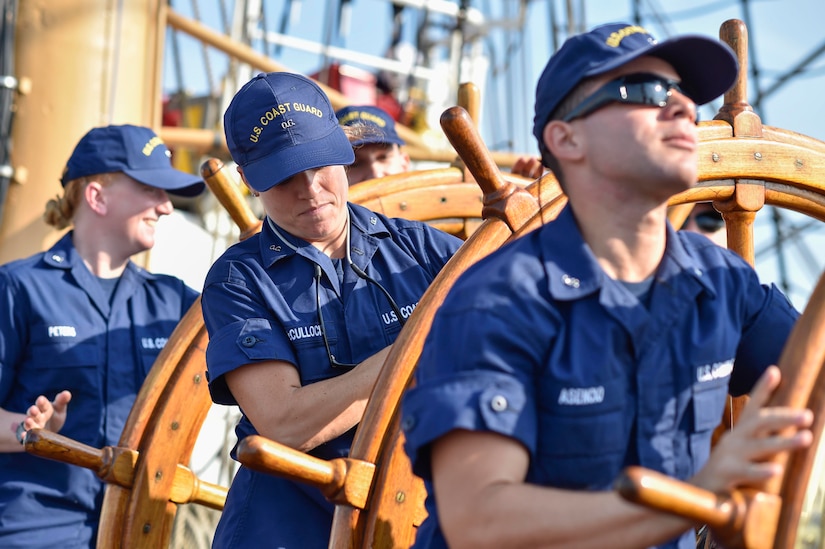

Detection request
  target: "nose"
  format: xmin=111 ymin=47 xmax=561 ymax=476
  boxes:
xmin=155 ymin=191 xmax=173 ymax=215
xmin=664 ymin=88 xmax=697 ymax=124
xmin=367 ymin=164 xmax=384 ymax=180
xmin=294 ymin=169 xmax=324 ymax=196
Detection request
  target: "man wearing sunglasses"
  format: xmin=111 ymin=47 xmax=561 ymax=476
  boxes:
xmin=200 ymin=72 xmax=462 ymax=548
xmin=402 ymin=23 xmax=809 ymax=549
xmin=682 ymin=202 xmax=727 ymax=247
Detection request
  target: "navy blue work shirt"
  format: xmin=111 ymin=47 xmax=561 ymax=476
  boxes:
xmin=201 ymin=202 xmax=462 ymax=549
xmin=402 ymin=205 xmax=799 ymax=549
xmin=0 ymin=232 xmax=198 ymax=548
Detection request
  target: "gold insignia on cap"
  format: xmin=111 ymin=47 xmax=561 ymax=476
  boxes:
xmin=605 ymin=25 xmax=649 ymax=48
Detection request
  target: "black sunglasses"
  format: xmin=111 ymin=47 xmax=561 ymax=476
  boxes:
xmin=693 ymin=210 xmax=725 ymax=233
xmin=562 ymin=73 xmax=687 ymax=122
xmin=314 ymin=263 xmax=406 ymax=370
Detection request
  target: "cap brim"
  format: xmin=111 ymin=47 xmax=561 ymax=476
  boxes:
xmin=351 ymin=135 xmax=405 ymax=148
xmin=242 ymin=127 xmax=355 ymax=192
xmin=124 ymin=167 xmax=206 ymax=197
xmin=584 ymin=35 xmax=739 ymax=106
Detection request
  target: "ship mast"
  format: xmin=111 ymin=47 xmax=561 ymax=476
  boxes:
xmin=0 ymin=0 xmax=167 ymax=263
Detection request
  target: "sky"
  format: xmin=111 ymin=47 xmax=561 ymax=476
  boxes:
xmin=163 ymin=0 xmax=825 ymax=308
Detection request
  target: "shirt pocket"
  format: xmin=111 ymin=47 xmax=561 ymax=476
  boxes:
xmin=284 ymin=319 xmax=341 ymax=383
xmin=692 ymin=375 xmax=729 ymax=432
xmin=25 ymin=338 xmax=100 ymax=397
xmin=379 ymin=306 xmax=405 ymax=340
xmin=136 ymin=333 xmax=170 ymax=376
xmin=689 ymin=374 xmax=730 ymax=474
xmin=536 ymin=377 xmax=626 ymax=490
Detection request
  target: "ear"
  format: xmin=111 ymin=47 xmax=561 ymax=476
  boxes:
xmin=237 ymin=166 xmax=260 ymax=197
xmin=84 ymin=179 xmax=108 ymax=216
xmin=542 ymin=120 xmax=584 ymax=163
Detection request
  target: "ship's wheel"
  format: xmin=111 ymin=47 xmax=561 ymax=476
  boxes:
xmin=237 ymin=19 xmax=825 ymax=549
xmin=21 ymin=83 xmax=544 ymax=547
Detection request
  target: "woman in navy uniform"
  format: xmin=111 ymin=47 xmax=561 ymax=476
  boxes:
xmin=401 ymin=23 xmax=811 ymax=549
xmin=0 ymin=124 xmax=204 ymax=548
xmin=201 ymin=72 xmax=462 ymax=548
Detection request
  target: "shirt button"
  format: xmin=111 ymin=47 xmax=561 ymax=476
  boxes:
xmin=51 ymin=254 xmax=63 ymax=263
xmin=241 ymin=336 xmax=257 ymax=347
xmin=490 ymin=395 xmax=508 ymax=412
xmin=401 ymin=415 xmax=416 ymax=431
xmin=562 ymin=274 xmax=580 ymax=288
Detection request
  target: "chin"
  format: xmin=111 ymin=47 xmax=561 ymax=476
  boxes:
xmin=137 ymin=236 xmax=156 ymax=252
xmin=665 ymin=170 xmax=697 ymax=195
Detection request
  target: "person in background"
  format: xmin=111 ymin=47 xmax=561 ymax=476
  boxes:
xmin=336 ymin=104 xmax=412 ymax=185
xmin=682 ymin=201 xmax=726 ymax=246
xmin=401 ymin=22 xmax=810 ymax=549
xmin=0 ymin=124 xmax=204 ymax=548
xmin=337 ymin=103 xmax=546 ymax=186
xmin=511 ymin=154 xmax=546 ymax=180
xmin=201 ymin=72 xmax=462 ymax=548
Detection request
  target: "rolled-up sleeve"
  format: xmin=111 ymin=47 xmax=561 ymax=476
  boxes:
xmin=403 ymin=370 xmax=535 ymax=479
xmin=205 ymin=318 xmax=295 ymax=404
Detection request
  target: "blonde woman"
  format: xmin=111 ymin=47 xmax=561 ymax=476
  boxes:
xmin=0 ymin=124 xmax=203 ymax=548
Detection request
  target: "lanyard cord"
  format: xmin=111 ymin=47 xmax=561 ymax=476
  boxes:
xmin=342 ymin=211 xmax=407 ymax=327
xmin=268 ymin=210 xmax=407 ymax=327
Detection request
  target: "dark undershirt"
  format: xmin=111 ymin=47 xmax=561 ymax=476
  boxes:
xmin=96 ymin=276 xmax=120 ymax=305
xmin=331 ymin=258 xmax=345 ymax=286
xmin=618 ymin=277 xmax=654 ymax=308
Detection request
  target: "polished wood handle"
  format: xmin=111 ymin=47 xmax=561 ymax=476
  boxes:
xmin=200 ymin=157 xmax=263 ymax=240
xmin=25 ymin=428 xmax=227 ymax=510
xmin=237 ymin=435 xmax=375 ymax=509
xmin=439 ymin=106 xmax=539 ymax=230
xmin=616 ymin=465 xmax=780 ymax=549
xmin=615 ymin=466 xmax=739 ymax=528
xmin=25 ymin=427 xmax=105 ymax=470
xmin=439 ymin=106 xmax=506 ymax=198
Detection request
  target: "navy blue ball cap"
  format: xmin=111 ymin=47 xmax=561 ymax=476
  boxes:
xmin=336 ymin=105 xmax=405 ymax=147
xmin=223 ymin=72 xmax=355 ymax=193
xmin=532 ymin=23 xmax=739 ymax=143
xmin=61 ymin=124 xmax=205 ymax=197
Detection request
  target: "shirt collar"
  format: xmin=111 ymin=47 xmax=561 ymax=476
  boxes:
xmin=42 ymin=232 xmax=78 ymax=269
xmin=659 ymin=226 xmax=717 ymax=297
xmin=259 ymin=202 xmax=391 ymax=269
xmin=43 ymin=231 xmax=152 ymax=280
xmin=540 ymin=206 xmax=603 ymax=300
xmin=540 ymin=205 xmax=714 ymax=300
